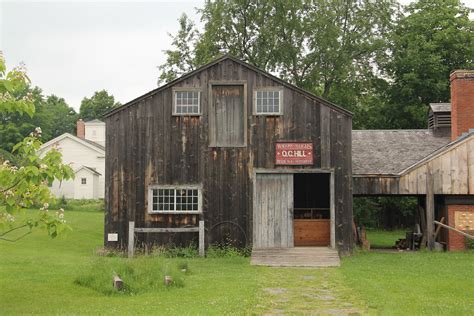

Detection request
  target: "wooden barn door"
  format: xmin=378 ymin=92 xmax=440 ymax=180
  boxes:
xmin=209 ymin=85 xmax=245 ymax=147
xmin=253 ymin=173 xmax=294 ymax=248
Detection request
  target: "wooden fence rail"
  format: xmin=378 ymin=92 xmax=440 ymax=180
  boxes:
xmin=128 ymin=221 xmax=205 ymax=258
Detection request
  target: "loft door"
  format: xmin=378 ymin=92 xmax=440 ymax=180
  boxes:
xmin=209 ymin=85 xmax=245 ymax=147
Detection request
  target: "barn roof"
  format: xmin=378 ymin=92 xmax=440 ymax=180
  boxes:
xmin=429 ymin=103 xmax=451 ymax=113
xmin=352 ymin=130 xmax=450 ymax=175
xmin=104 ymin=55 xmax=352 ymax=118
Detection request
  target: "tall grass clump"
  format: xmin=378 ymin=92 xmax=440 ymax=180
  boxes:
xmin=74 ymin=257 xmax=185 ymax=295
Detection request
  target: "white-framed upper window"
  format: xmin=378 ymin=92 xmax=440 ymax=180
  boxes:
xmin=148 ymin=185 xmax=202 ymax=214
xmin=173 ymin=88 xmax=201 ymax=115
xmin=254 ymin=88 xmax=283 ymax=115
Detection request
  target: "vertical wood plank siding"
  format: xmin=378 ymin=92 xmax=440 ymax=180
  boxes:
xmin=105 ymin=59 xmax=353 ymax=252
xmin=253 ymin=174 xmax=294 ymax=248
xmin=353 ymin=135 xmax=474 ymax=196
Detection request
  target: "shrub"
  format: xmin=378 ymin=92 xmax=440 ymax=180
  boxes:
xmin=151 ymin=245 xmax=199 ymax=258
xmin=465 ymin=237 xmax=474 ymax=250
xmin=206 ymin=244 xmax=251 ymax=258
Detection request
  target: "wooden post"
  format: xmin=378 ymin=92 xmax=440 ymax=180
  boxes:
xmin=113 ymin=274 xmax=123 ymax=290
xmin=128 ymin=221 xmax=135 ymax=258
xmin=199 ymin=220 xmax=205 ymax=257
xmin=426 ymin=164 xmax=435 ymax=250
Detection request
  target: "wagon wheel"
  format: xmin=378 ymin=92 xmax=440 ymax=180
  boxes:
xmin=206 ymin=221 xmax=248 ymax=248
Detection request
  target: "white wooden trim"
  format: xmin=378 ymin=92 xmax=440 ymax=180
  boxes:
xmin=171 ymin=87 xmax=202 ymax=116
xmin=253 ymin=86 xmax=284 ymax=116
xmin=38 ymin=133 xmax=105 ymax=155
xmin=147 ymin=184 xmax=203 ymax=214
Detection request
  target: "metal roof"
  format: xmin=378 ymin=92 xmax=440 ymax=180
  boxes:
xmin=429 ymin=103 xmax=451 ymax=113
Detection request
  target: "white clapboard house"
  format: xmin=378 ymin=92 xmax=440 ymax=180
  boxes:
xmin=38 ymin=119 xmax=105 ymax=199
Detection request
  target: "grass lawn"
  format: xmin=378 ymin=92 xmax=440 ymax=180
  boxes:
xmin=366 ymin=229 xmax=406 ymax=248
xmin=1 ymin=203 xmax=473 ymax=315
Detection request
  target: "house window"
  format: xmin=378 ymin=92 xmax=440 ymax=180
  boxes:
xmin=148 ymin=186 xmax=202 ymax=214
xmin=173 ymin=90 xmax=200 ymax=115
xmin=81 ymin=178 xmax=87 ymax=185
xmin=255 ymin=89 xmax=283 ymax=115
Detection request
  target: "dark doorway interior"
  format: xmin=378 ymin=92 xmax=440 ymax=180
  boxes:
xmin=293 ymin=173 xmax=331 ymax=246
xmin=294 ymin=173 xmax=330 ymax=219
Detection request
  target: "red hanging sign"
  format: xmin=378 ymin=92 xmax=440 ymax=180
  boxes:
xmin=275 ymin=142 xmax=313 ymax=165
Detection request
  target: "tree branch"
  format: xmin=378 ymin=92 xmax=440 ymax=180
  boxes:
xmin=0 ymin=224 xmax=30 ymax=237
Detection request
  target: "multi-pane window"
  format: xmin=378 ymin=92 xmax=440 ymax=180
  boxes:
xmin=149 ymin=186 xmax=201 ymax=213
xmin=255 ymin=90 xmax=282 ymax=115
xmin=174 ymin=91 xmax=200 ymax=115
xmin=81 ymin=178 xmax=87 ymax=185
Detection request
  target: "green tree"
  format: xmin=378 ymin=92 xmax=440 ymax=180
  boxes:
xmin=158 ymin=0 xmax=397 ymax=123
xmin=158 ymin=14 xmax=200 ymax=84
xmin=79 ymin=90 xmax=121 ymax=121
xmin=34 ymin=94 xmax=78 ymax=140
xmin=383 ymin=0 xmax=474 ymax=129
xmin=0 ymin=87 xmax=78 ymax=152
xmin=0 ymin=52 xmax=74 ymax=241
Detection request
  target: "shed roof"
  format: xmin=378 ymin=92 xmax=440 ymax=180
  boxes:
xmin=104 ymin=55 xmax=352 ymax=118
xmin=75 ymin=165 xmax=102 ymax=176
xmin=352 ymin=130 xmax=450 ymax=175
xmin=85 ymin=119 xmax=104 ymax=124
xmin=429 ymin=103 xmax=451 ymax=113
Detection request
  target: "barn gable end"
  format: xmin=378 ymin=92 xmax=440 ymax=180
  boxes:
xmin=104 ymin=57 xmax=353 ymax=253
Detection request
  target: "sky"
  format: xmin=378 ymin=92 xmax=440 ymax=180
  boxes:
xmin=1 ymin=0 xmax=204 ymax=110
xmin=1 ymin=0 xmax=473 ymax=111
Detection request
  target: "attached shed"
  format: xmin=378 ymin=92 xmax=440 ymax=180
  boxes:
xmin=352 ymin=70 xmax=474 ymax=251
xmin=104 ymin=56 xmax=354 ymax=253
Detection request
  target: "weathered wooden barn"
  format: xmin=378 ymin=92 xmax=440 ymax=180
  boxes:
xmin=104 ymin=56 xmax=353 ymax=254
xmin=352 ymin=70 xmax=474 ymax=251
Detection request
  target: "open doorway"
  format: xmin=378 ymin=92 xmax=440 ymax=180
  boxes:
xmin=293 ymin=173 xmax=330 ymax=246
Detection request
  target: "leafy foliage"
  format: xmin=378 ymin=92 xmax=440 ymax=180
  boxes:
xmin=0 ymin=52 xmax=74 ymax=241
xmin=159 ymin=0 xmax=398 ymax=127
xmin=79 ymin=90 xmax=121 ymax=121
xmin=0 ymin=87 xmax=78 ymax=152
xmin=159 ymin=0 xmax=474 ymax=130
xmin=354 ymin=196 xmax=418 ymax=229
xmin=382 ymin=0 xmax=474 ymax=128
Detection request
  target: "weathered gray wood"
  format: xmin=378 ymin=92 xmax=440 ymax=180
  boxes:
xmin=209 ymin=84 xmax=246 ymax=147
xmin=113 ymin=274 xmax=123 ymax=290
xmin=253 ymin=173 xmax=293 ymax=248
xmin=426 ymin=164 xmax=435 ymax=250
xmin=251 ymin=247 xmax=340 ymax=267
xmin=104 ymin=57 xmax=353 ymax=252
xmin=128 ymin=221 xmax=135 ymax=258
xmin=434 ymin=221 xmax=474 ymax=239
xmin=330 ymin=171 xmax=336 ymax=248
xmin=134 ymin=227 xmax=199 ymax=233
xmin=199 ymin=220 xmax=205 ymax=256
xmin=320 ymin=106 xmax=331 ymax=168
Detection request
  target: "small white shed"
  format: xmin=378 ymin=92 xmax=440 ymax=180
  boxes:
xmin=74 ymin=166 xmax=101 ymax=199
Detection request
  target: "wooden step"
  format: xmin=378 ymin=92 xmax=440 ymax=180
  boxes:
xmin=251 ymin=247 xmax=340 ymax=267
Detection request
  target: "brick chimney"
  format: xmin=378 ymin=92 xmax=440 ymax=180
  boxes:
xmin=450 ymin=70 xmax=474 ymax=141
xmin=76 ymin=119 xmax=85 ymax=139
